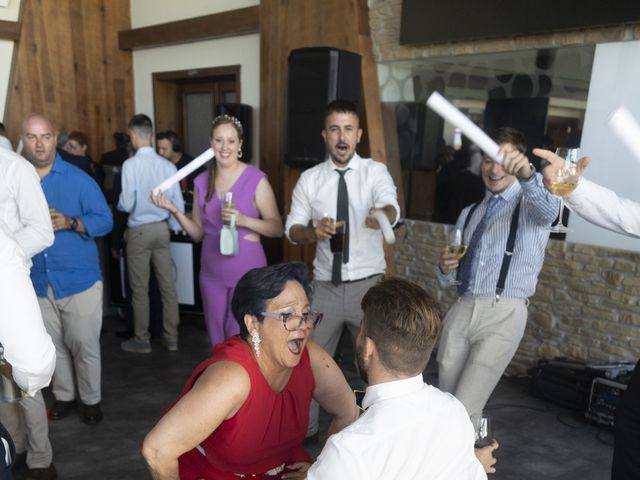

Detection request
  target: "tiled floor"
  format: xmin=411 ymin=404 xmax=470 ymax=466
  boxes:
xmin=12 ymin=314 xmax=613 ymax=479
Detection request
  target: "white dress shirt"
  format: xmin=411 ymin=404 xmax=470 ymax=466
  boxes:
xmin=118 ymin=146 xmax=185 ymax=232
xmin=566 ymin=178 xmax=640 ymax=238
xmin=285 ymin=154 xmax=400 ymax=281
xmin=307 ymin=374 xmax=486 ymax=480
xmin=0 ymin=148 xmax=54 ymax=258
xmin=0 ymin=223 xmax=56 ymax=396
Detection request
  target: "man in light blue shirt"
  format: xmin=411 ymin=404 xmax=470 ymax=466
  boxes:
xmin=118 ymin=114 xmax=184 ymax=354
xmin=436 ymin=128 xmax=559 ymax=422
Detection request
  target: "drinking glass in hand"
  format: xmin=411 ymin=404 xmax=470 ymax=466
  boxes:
xmin=329 ymin=220 xmax=346 ymax=254
xmin=222 ymin=192 xmax=235 ymax=225
xmin=549 ymin=147 xmax=581 ymax=233
xmin=448 ymin=228 xmax=466 ymax=285
xmin=470 ymin=414 xmax=493 ymax=448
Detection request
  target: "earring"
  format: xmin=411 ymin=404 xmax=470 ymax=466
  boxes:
xmin=237 ymin=148 xmax=243 ymax=159
xmin=251 ymin=330 xmax=261 ymax=357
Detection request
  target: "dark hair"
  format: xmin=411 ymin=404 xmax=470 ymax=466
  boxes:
xmin=231 ymin=262 xmax=312 ymax=340
xmin=204 ymin=115 xmax=244 ymax=205
xmin=113 ymin=132 xmax=130 ymax=150
xmin=156 ymin=130 xmax=182 ymax=152
xmin=324 ymin=99 xmax=360 ymax=123
xmin=128 ymin=114 xmax=153 ymax=139
xmin=492 ymin=127 xmax=527 ymax=154
xmin=68 ymin=131 xmax=89 ymax=147
xmin=361 ymin=277 xmax=441 ymax=376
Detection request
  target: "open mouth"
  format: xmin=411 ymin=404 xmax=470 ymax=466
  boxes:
xmin=336 ymin=144 xmax=349 ymax=154
xmin=287 ymin=338 xmax=304 ymax=355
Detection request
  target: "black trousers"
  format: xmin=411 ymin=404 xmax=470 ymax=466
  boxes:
xmin=611 ymin=358 xmax=640 ymax=480
xmin=0 ymin=420 xmax=15 ymax=480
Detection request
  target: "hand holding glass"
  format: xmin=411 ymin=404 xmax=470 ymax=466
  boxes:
xmin=549 ymin=147 xmax=581 ymax=233
xmin=470 ymin=414 xmax=493 ymax=448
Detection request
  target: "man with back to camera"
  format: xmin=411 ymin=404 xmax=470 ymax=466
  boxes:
xmin=296 ymin=277 xmax=486 ymax=480
xmin=118 ymin=114 xmax=185 ymax=354
xmin=22 ymin=113 xmax=112 ymax=430
xmin=437 ymin=128 xmax=560 ymax=430
xmin=285 ymin=99 xmax=400 ymax=441
xmin=0 ymin=125 xmax=56 ymax=479
xmin=534 ymin=147 xmax=640 ymax=480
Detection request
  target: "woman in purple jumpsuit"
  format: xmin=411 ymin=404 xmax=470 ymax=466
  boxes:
xmin=151 ymin=115 xmax=282 ymax=345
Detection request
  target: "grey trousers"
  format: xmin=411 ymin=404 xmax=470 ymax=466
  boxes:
xmin=437 ymin=296 xmax=528 ymax=417
xmin=125 ymin=222 xmax=179 ymax=342
xmin=39 ymin=281 xmax=103 ymax=404
xmin=0 ymin=392 xmax=52 ymax=469
xmin=307 ymin=275 xmax=382 ymax=436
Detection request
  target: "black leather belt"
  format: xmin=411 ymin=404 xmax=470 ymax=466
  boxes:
xmin=342 ymin=273 xmax=382 ymax=284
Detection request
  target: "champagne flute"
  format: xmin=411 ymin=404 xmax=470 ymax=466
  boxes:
xmin=549 ymin=147 xmax=581 ymax=233
xmin=448 ymin=227 xmax=467 ymax=285
xmin=470 ymin=414 xmax=493 ymax=448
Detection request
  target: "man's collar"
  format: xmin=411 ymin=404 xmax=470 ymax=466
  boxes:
xmin=324 ymin=152 xmax=361 ymax=172
xmin=362 ymin=373 xmax=424 ymax=410
xmin=483 ymin=179 xmax=521 ymax=204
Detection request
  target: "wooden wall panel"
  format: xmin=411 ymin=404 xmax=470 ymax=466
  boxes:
xmin=5 ymin=0 xmax=133 ymax=163
xmin=260 ymin=0 xmax=399 ymax=270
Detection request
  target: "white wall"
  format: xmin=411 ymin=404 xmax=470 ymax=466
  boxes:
xmin=130 ymin=0 xmax=258 ymax=28
xmin=567 ymin=40 xmax=640 ymax=252
xmin=0 ymin=0 xmax=21 ymax=120
xmin=130 ymin=0 xmax=260 ymax=163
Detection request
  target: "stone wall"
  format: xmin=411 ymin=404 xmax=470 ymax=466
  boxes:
xmin=394 ymin=220 xmax=640 ymax=375
xmin=368 ymin=0 xmax=640 ymax=62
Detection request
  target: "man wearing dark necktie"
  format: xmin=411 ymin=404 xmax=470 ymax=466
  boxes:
xmin=286 ymin=100 xmax=400 ymax=441
xmin=436 ymin=128 xmax=559 ymax=431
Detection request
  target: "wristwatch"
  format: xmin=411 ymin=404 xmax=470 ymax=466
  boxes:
xmin=69 ymin=217 xmax=79 ymax=231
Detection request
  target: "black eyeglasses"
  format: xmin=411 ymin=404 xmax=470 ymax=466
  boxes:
xmin=260 ymin=311 xmax=323 ymax=331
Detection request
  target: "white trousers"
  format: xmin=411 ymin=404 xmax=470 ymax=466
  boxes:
xmin=38 ymin=281 xmax=103 ymax=404
xmin=437 ymin=296 xmax=528 ymax=417
xmin=0 ymin=391 xmax=52 ymax=468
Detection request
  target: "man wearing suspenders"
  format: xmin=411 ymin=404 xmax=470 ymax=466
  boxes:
xmin=436 ymin=128 xmax=560 ymax=422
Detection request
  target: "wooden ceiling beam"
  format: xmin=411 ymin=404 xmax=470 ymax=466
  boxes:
xmin=118 ymin=6 xmax=259 ymax=51
xmin=0 ymin=20 xmax=20 ymax=41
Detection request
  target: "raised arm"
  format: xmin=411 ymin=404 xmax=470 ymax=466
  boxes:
xmin=142 ymin=361 xmax=250 ymax=480
xmin=307 ymin=341 xmax=359 ymax=436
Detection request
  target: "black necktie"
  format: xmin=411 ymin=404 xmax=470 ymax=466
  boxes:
xmin=332 ymin=169 xmax=349 ymax=286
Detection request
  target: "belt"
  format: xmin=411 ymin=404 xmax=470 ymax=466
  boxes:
xmin=342 ymin=273 xmax=382 ymax=284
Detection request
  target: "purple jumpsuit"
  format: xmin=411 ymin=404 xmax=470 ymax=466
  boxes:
xmin=194 ymin=165 xmax=267 ymax=345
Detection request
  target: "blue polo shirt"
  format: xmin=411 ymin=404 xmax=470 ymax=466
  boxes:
xmin=31 ymin=155 xmax=113 ymax=299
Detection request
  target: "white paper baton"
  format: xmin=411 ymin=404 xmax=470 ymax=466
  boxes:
xmin=608 ymin=106 xmax=640 ymax=163
xmin=426 ymin=91 xmax=503 ymax=164
xmin=371 ymin=210 xmax=395 ymax=244
xmin=153 ymin=148 xmax=215 ymax=195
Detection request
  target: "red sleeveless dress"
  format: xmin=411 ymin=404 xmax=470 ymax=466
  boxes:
xmin=172 ymin=336 xmax=314 ymax=479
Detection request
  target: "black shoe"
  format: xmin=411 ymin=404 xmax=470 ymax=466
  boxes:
xmin=24 ymin=463 xmax=57 ymax=480
xmin=49 ymin=400 xmax=76 ymax=420
xmin=12 ymin=451 xmax=26 ymax=469
xmin=82 ymin=402 xmax=103 ymax=424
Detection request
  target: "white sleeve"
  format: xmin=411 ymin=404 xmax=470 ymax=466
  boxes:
xmin=284 ymin=172 xmax=314 ymax=243
xmin=0 ymin=232 xmax=55 ymax=396
xmin=565 ymin=178 xmax=640 ymax=238
xmin=306 ymin=435 xmax=363 ymax=480
xmin=11 ymin=160 xmax=54 ymax=258
xmin=371 ymin=163 xmax=400 ymax=226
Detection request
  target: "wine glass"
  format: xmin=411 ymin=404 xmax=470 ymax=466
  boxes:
xmin=549 ymin=147 xmax=581 ymax=233
xmin=448 ymin=228 xmax=467 ymax=285
xmin=470 ymin=414 xmax=493 ymax=448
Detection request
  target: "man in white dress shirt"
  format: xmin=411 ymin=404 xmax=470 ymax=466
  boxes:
xmin=305 ymin=277 xmax=486 ymax=480
xmin=285 ymin=100 xmax=400 ymax=439
xmin=533 ymin=148 xmax=640 ymax=480
xmin=0 ymin=142 xmax=57 ymax=479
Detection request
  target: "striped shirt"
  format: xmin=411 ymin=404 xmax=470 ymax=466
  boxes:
xmin=437 ymin=173 xmax=560 ymax=299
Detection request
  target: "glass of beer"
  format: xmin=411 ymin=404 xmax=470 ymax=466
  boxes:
xmin=222 ymin=192 xmax=235 ymax=225
xmin=448 ymin=227 xmax=467 ymax=285
xmin=549 ymin=147 xmax=581 ymax=233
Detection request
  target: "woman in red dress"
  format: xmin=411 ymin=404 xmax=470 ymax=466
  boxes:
xmin=142 ymin=262 xmax=359 ymax=479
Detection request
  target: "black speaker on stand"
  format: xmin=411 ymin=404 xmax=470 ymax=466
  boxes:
xmin=285 ymin=47 xmax=361 ymax=169
xmin=215 ymin=103 xmax=253 ymax=163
